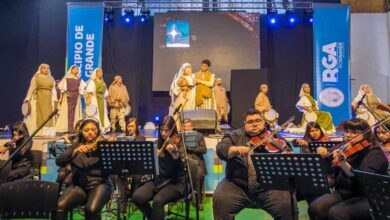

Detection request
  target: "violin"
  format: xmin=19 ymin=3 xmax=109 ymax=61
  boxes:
xmin=332 ymin=139 xmax=371 ymax=167
xmin=157 ymin=133 xmax=180 ymax=157
xmin=3 ymin=135 xmax=24 ymax=148
xmin=249 ymin=130 xmax=286 ymax=153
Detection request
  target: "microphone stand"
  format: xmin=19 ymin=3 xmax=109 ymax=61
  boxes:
xmin=357 ymin=95 xmax=390 ymax=132
xmin=0 ymin=108 xmax=59 ymax=173
xmin=175 ymin=100 xmax=199 ymax=220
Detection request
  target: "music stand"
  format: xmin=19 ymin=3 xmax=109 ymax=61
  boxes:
xmin=98 ymin=141 xmax=158 ymax=177
xmin=251 ymin=153 xmax=330 ymax=220
xmin=179 ymin=131 xmax=198 ymax=148
xmin=354 ymin=169 xmax=390 ymax=220
xmin=308 ymin=141 xmax=341 ymax=153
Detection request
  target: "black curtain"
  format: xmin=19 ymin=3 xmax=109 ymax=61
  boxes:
xmin=260 ymin=14 xmax=313 ymax=124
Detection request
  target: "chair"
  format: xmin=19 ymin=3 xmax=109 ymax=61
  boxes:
xmin=0 ymin=180 xmax=59 ymax=219
xmin=166 ymin=157 xmax=201 ymax=220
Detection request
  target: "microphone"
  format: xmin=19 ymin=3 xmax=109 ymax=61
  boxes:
xmin=173 ymin=104 xmax=183 ymax=115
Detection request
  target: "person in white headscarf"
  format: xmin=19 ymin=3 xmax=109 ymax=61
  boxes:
xmin=24 ymin=63 xmax=57 ymax=136
xmin=56 ymin=65 xmax=86 ymax=133
xmin=295 ymin=83 xmax=335 ymax=134
xmin=352 ymin=84 xmax=390 ymax=126
xmin=84 ymin=68 xmax=110 ymax=128
xmin=169 ymin=63 xmax=196 ymax=115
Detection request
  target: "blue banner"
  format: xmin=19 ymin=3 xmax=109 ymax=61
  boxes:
xmin=313 ymin=4 xmax=351 ymax=126
xmin=66 ymin=3 xmax=104 ymax=81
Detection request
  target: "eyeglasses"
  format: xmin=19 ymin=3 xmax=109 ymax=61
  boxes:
xmin=245 ymin=119 xmax=263 ymax=125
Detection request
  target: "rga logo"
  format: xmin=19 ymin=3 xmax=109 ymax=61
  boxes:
xmin=319 ymin=87 xmax=344 ymax=107
xmin=322 ymin=42 xmax=340 ymax=83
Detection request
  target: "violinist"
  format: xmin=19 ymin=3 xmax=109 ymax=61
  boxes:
xmin=213 ymin=109 xmax=295 ymax=220
xmin=52 ymin=118 xmax=112 ymax=220
xmin=132 ymin=116 xmax=186 ymax=220
xmin=374 ymin=120 xmax=390 ymax=169
xmin=294 ymin=122 xmax=329 ymax=153
xmin=0 ymin=121 xmax=32 ymax=182
xmin=309 ymin=118 xmax=388 ymax=220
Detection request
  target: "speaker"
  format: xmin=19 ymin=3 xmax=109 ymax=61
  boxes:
xmin=182 ymin=109 xmax=217 ymax=131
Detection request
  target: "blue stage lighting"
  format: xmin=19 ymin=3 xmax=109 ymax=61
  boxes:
xmin=289 ymin=17 xmax=295 ymax=23
xmin=122 ymin=8 xmax=134 ymax=24
xmin=270 ymin=17 xmax=276 ymax=24
xmin=286 ymin=9 xmax=297 ymax=25
xmin=304 ymin=8 xmax=314 ymax=24
xmin=154 ymin=115 xmax=160 ymax=122
xmin=140 ymin=7 xmax=150 ymax=23
xmin=104 ymin=8 xmax=114 ymax=23
xmin=267 ymin=8 xmax=278 ymax=26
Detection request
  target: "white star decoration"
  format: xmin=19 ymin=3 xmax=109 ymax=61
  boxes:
xmin=168 ymin=25 xmax=181 ymax=42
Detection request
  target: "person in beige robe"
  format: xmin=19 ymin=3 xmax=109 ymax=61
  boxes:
xmin=107 ymin=75 xmax=130 ymax=132
xmin=24 ymin=63 xmax=57 ymax=136
xmin=213 ymin=77 xmax=229 ymax=124
xmin=254 ymin=84 xmax=278 ymax=129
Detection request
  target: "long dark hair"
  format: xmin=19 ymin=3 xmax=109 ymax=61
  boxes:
xmin=77 ymin=118 xmax=101 ymax=144
xmin=157 ymin=116 xmax=177 ymax=149
xmin=126 ymin=118 xmax=140 ymax=136
xmin=344 ymin=118 xmax=376 ymax=144
xmin=303 ymin=122 xmax=325 ymax=142
xmin=374 ymin=120 xmax=390 ymax=143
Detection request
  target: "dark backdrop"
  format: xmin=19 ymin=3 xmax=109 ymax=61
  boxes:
xmin=0 ymin=0 xmax=327 ymax=127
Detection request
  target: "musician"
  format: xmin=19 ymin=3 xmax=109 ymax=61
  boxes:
xmin=52 ymin=118 xmax=112 ymax=220
xmin=0 ymin=121 xmax=32 ymax=182
xmin=352 ymin=84 xmax=390 ymax=126
xmin=374 ymin=120 xmax=390 ymax=168
xmin=294 ymin=122 xmax=330 ymax=153
xmin=213 ymin=77 xmax=229 ymax=126
xmin=295 ymin=83 xmax=335 ymax=134
xmin=108 ymin=75 xmax=130 ymax=132
xmin=84 ymin=68 xmax=110 ymax=128
xmin=213 ymin=108 xmax=296 ymax=220
xmin=194 ymin=59 xmax=216 ymax=110
xmin=132 ymin=116 xmax=186 ymax=220
xmin=182 ymin=118 xmax=207 ymax=209
xmin=24 ymin=63 xmax=57 ymax=135
xmin=309 ymin=118 xmax=388 ymax=220
xmin=114 ymin=117 xmax=146 ymax=213
xmin=56 ymin=65 xmax=85 ymax=133
xmin=254 ymin=84 xmax=278 ymax=130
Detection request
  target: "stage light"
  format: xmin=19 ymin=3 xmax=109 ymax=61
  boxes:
xmin=286 ymin=9 xmax=297 ymax=25
xmin=267 ymin=8 xmax=278 ymax=26
xmin=104 ymin=7 xmax=114 ymax=23
xmin=122 ymin=8 xmax=134 ymax=24
xmin=140 ymin=7 xmax=150 ymax=23
xmin=154 ymin=115 xmax=160 ymax=123
xmin=304 ymin=8 xmax=314 ymax=24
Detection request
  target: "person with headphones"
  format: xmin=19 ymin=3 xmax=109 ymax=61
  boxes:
xmin=52 ymin=118 xmax=112 ymax=220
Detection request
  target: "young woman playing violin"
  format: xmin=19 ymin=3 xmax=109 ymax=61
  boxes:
xmin=374 ymin=120 xmax=390 ymax=169
xmin=309 ymin=118 xmax=388 ymax=220
xmin=132 ymin=115 xmax=186 ymax=220
xmin=52 ymin=118 xmax=112 ymax=220
xmin=0 ymin=121 xmax=32 ymax=182
xmin=294 ymin=122 xmax=329 ymax=153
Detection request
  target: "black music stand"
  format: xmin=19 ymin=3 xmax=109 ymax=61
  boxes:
xmin=98 ymin=141 xmax=158 ymax=176
xmin=97 ymin=141 xmax=158 ymax=220
xmin=251 ymin=153 xmax=330 ymax=220
xmin=0 ymin=180 xmax=59 ymax=219
xmin=354 ymin=169 xmax=390 ymax=220
xmin=308 ymin=141 xmax=341 ymax=153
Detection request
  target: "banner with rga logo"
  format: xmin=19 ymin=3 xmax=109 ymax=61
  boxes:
xmin=313 ymin=4 xmax=351 ymax=126
xmin=66 ymin=2 xmax=104 ymax=82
